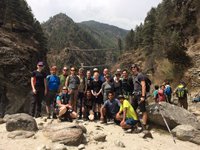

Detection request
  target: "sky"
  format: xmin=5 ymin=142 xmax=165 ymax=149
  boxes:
xmin=26 ymin=0 xmax=162 ymax=30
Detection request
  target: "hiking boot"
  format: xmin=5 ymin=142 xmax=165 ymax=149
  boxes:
xmin=35 ymin=113 xmax=41 ymax=118
xmin=52 ymin=113 xmax=57 ymax=119
xmin=100 ymin=117 xmax=107 ymax=124
xmin=47 ymin=113 xmax=51 ymax=119
xmin=141 ymin=124 xmax=149 ymax=130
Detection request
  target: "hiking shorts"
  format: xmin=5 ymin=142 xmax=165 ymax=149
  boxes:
xmin=131 ymin=95 xmax=146 ymax=112
xmin=46 ymin=90 xmax=57 ymax=106
xmin=125 ymin=118 xmax=138 ymax=127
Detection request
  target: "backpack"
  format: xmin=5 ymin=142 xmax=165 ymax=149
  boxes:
xmin=176 ymin=87 xmax=186 ymax=98
xmin=165 ymin=86 xmax=172 ymax=96
xmin=134 ymin=73 xmax=151 ymax=93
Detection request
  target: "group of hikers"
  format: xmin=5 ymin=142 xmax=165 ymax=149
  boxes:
xmin=30 ymin=61 xmax=189 ymax=131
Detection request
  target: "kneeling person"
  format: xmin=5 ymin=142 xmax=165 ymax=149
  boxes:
xmin=56 ymin=86 xmax=77 ymax=121
xmin=116 ymin=95 xmax=138 ymax=129
xmin=100 ymin=91 xmax=120 ymax=124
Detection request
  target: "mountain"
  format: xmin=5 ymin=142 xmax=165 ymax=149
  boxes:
xmin=42 ymin=13 xmax=127 ymax=70
xmin=42 ymin=13 xmax=102 ymax=51
xmin=0 ymin=0 xmax=48 ymax=116
xmin=79 ymin=20 xmax=128 ymax=48
xmin=116 ymin=0 xmax=200 ymax=92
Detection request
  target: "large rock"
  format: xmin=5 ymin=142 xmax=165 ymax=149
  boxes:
xmin=147 ymin=102 xmax=200 ymax=129
xmin=43 ymin=123 xmax=85 ymax=146
xmin=5 ymin=113 xmax=38 ymax=132
xmin=172 ymin=125 xmax=200 ymax=145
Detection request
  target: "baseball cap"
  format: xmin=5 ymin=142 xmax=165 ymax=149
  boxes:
xmin=93 ymin=68 xmax=98 ymax=72
xmin=118 ymin=95 xmax=125 ymax=99
xmin=37 ymin=61 xmax=43 ymax=66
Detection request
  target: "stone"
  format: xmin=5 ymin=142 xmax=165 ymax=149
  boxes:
xmin=93 ymin=133 xmax=106 ymax=142
xmin=114 ymin=140 xmax=125 ymax=148
xmin=172 ymin=125 xmax=200 ymax=145
xmin=52 ymin=143 xmax=67 ymax=150
xmin=43 ymin=123 xmax=84 ymax=146
xmin=78 ymin=144 xmax=85 ymax=150
xmin=147 ymin=102 xmax=200 ymax=129
xmin=6 ymin=113 xmax=38 ymax=132
xmin=37 ymin=145 xmax=47 ymax=150
xmin=142 ymin=130 xmax=153 ymax=139
xmin=7 ymin=130 xmax=35 ymax=139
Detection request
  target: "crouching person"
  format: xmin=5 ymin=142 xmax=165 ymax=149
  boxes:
xmin=56 ymin=86 xmax=77 ymax=121
xmin=100 ymin=91 xmax=120 ymax=124
xmin=116 ymin=95 xmax=139 ymax=130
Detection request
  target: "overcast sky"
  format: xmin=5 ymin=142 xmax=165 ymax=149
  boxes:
xmin=26 ymin=0 xmax=162 ymax=30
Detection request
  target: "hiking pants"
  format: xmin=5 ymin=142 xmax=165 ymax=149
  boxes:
xmin=78 ymin=92 xmax=84 ymax=118
xmin=178 ymin=97 xmax=188 ymax=110
xmin=29 ymin=87 xmax=44 ymax=117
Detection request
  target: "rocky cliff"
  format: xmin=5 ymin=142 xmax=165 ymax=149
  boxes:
xmin=0 ymin=28 xmax=47 ymax=116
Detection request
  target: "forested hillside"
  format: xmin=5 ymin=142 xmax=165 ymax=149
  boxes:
xmin=42 ymin=13 xmax=127 ymax=70
xmin=121 ymin=0 xmax=200 ymax=90
xmin=79 ymin=20 xmax=128 ymax=49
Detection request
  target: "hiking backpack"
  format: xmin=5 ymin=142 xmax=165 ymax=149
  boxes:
xmin=165 ymin=86 xmax=172 ymax=96
xmin=176 ymin=87 xmax=186 ymax=98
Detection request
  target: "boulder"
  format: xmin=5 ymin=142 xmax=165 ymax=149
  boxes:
xmin=5 ymin=113 xmax=38 ymax=132
xmin=172 ymin=125 xmax=200 ymax=145
xmin=93 ymin=133 xmax=106 ymax=142
xmin=147 ymin=102 xmax=200 ymax=129
xmin=42 ymin=123 xmax=85 ymax=146
xmin=7 ymin=130 xmax=35 ymax=139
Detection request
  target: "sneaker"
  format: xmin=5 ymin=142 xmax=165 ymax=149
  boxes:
xmin=133 ymin=126 xmax=142 ymax=133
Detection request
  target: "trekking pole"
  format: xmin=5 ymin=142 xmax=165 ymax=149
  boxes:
xmin=155 ymin=104 xmax=176 ymax=144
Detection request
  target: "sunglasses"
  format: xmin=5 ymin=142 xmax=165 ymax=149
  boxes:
xmin=38 ymin=65 xmax=43 ymax=67
xmin=71 ymin=70 xmax=75 ymax=71
xmin=63 ymin=69 xmax=67 ymax=71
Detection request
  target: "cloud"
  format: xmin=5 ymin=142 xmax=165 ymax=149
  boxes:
xmin=26 ymin=0 xmax=162 ymax=30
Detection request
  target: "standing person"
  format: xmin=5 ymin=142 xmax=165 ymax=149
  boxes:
xmin=153 ymin=85 xmax=159 ymax=103
xmin=86 ymin=70 xmax=93 ymax=90
xmin=77 ymin=68 xmax=87 ymax=119
xmin=30 ymin=61 xmax=47 ymax=118
xmin=101 ymin=74 xmax=114 ymax=102
xmin=116 ymin=95 xmax=138 ymax=130
xmin=91 ymin=72 xmax=103 ymax=120
xmin=56 ymin=86 xmax=77 ymax=121
xmin=158 ymin=85 xmax=166 ymax=103
xmin=100 ymin=68 xmax=109 ymax=83
xmin=131 ymin=64 xmax=148 ymax=130
xmin=46 ymin=66 xmax=60 ymax=119
xmin=100 ymin=91 xmax=120 ymax=124
xmin=174 ymin=81 xmax=188 ymax=109
xmin=113 ymin=72 xmax=122 ymax=99
xmin=59 ymin=66 xmax=68 ymax=90
xmin=121 ymin=69 xmax=134 ymax=99
xmin=65 ymin=67 xmax=80 ymax=112
xmin=165 ymin=81 xmax=172 ymax=103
